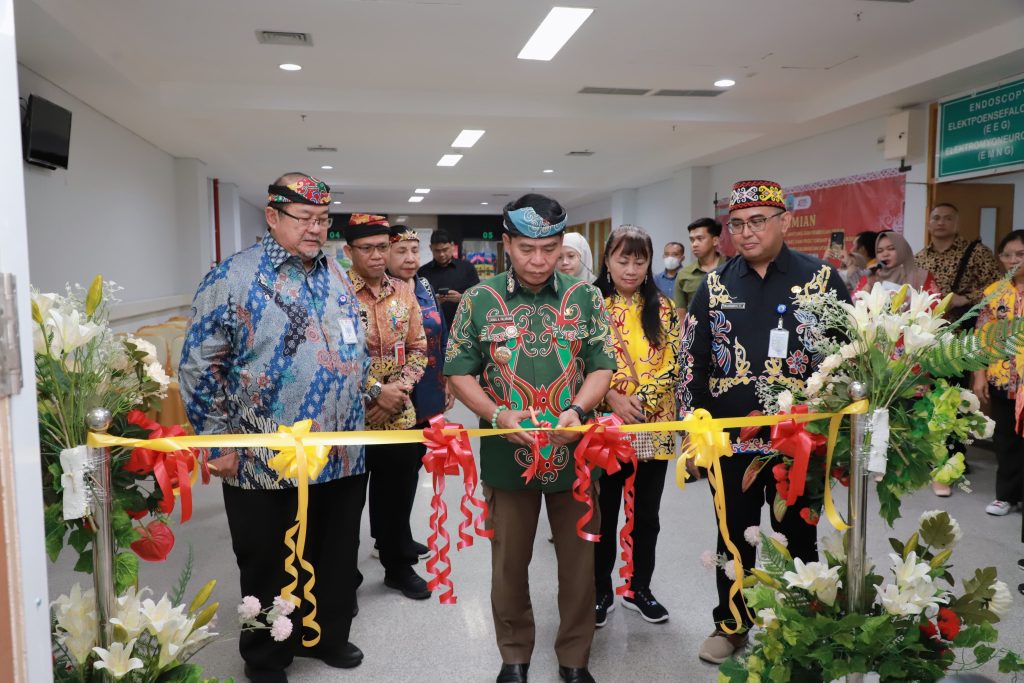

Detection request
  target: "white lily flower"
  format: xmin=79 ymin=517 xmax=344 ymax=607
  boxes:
xmin=110 ymin=587 xmax=151 ymax=640
xmin=92 ymin=638 xmax=144 ymax=679
xmin=820 ymin=533 xmax=846 ymax=561
xmin=52 ymin=584 xmax=98 ymax=664
xmin=140 ymin=594 xmax=189 ymax=643
xmin=890 ymin=552 xmax=932 ymax=587
xmin=48 ymin=309 xmax=102 ymax=356
xmin=782 ymin=558 xmax=841 ymax=606
xmin=902 ymin=324 xmax=936 ymax=354
xmin=757 ymin=607 xmax=777 ymax=627
xmin=989 ymin=581 xmax=1012 ymax=617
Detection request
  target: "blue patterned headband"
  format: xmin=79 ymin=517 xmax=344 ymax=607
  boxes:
xmin=503 ymin=206 xmax=567 ymax=238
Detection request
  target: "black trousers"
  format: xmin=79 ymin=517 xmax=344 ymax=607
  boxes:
xmin=222 ymin=474 xmax=366 ymax=672
xmin=991 ymin=387 xmax=1023 ymax=504
xmin=594 ymin=459 xmax=668 ymax=595
xmin=707 ymin=453 xmax=817 ymax=630
xmin=365 ymin=441 xmax=424 ymax=574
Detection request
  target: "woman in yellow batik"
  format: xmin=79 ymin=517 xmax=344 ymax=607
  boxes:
xmin=593 ymin=224 xmax=680 ymax=628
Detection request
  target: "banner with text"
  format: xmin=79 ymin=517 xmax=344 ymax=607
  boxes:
xmin=716 ymin=169 xmax=906 ymax=259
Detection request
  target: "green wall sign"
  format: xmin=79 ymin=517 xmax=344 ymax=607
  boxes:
xmin=937 ymin=76 xmax=1024 ymax=179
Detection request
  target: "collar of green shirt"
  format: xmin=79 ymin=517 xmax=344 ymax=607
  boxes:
xmin=505 ymin=268 xmax=559 ymax=298
xmin=680 ymin=254 xmax=725 ymax=277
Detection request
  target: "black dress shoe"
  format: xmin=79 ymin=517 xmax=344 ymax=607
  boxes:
xmin=559 ymin=666 xmax=596 ymax=683
xmin=294 ymin=641 xmax=363 ymax=669
xmin=496 ymin=662 xmax=529 ymax=682
xmin=383 ymin=570 xmax=432 ymax=599
xmin=243 ymin=663 xmax=288 ymax=683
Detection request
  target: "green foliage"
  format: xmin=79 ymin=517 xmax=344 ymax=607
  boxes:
xmin=919 ymin=316 xmax=1024 ymax=377
xmin=170 ymin=545 xmax=195 ymax=606
xmin=44 ymin=503 xmax=66 ymax=562
xmin=114 ymin=551 xmax=139 ymax=594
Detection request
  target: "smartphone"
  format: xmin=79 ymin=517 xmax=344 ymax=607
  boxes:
xmin=829 ymin=231 xmax=846 ymax=251
xmin=436 ymin=287 xmax=451 ymax=296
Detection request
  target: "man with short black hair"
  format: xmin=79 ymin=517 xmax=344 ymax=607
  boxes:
xmin=655 ymin=241 xmax=685 ymax=298
xmin=419 ymin=228 xmax=481 ymax=324
xmin=673 ymin=217 xmax=726 ymax=314
xmin=446 ymin=193 xmax=615 ymax=683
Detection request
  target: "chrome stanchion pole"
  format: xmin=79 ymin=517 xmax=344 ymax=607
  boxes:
xmin=85 ymin=407 xmax=115 ymax=648
xmin=845 ymin=381 xmax=869 ymax=683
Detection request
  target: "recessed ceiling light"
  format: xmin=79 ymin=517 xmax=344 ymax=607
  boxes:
xmin=437 ymin=154 xmax=463 ymax=167
xmin=408 ymin=196 xmax=425 ymax=203
xmin=320 ymin=165 xmax=333 ymax=170
xmin=714 ymin=78 xmax=736 ymax=88
xmin=279 ymin=63 xmax=302 ymax=71
xmin=451 ymin=129 xmax=485 ymax=148
xmin=414 ymin=188 xmax=431 ymax=194
xmin=480 ymin=202 xmax=489 ymax=205
xmin=518 ymin=7 xmax=594 ymax=61
xmin=543 ymin=169 xmax=554 ymax=174
xmin=332 ymin=201 xmax=341 ymax=205
xmin=396 ymin=215 xmax=408 ymax=222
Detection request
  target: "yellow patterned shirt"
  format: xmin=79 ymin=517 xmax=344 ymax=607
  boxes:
xmin=976 ymin=279 xmax=1023 ymax=395
xmin=605 ymin=292 xmax=680 ymax=459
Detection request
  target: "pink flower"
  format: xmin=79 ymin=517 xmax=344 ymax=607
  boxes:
xmin=744 ymin=526 xmax=761 ymax=546
xmin=769 ymin=531 xmax=789 ymax=547
xmin=237 ymin=596 xmax=261 ymax=621
xmin=724 ymin=561 xmax=738 ymax=581
xmin=270 ymin=616 xmax=293 ymax=642
xmin=700 ymin=550 xmax=717 ymax=570
xmin=273 ymin=596 xmax=296 ymax=616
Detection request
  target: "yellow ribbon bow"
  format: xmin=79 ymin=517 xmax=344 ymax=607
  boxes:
xmin=676 ymin=409 xmax=733 ymax=490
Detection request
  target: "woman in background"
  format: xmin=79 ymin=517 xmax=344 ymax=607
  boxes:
xmin=593 ymin=224 xmax=680 ymax=628
xmin=559 ymin=231 xmax=595 ymax=283
xmin=855 ymin=231 xmax=939 ymax=295
xmin=840 ymin=251 xmax=868 ymax=292
xmin=973 ymin=229 xmax=1024 ymax=518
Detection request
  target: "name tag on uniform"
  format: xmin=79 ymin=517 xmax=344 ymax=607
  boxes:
xmin=721 ymin=302 xmax=746 ymax=310
xmin=395 ymin=341 xmax=406 ymax=365
xmin=768 ymin=328 xmax=790 ymax=359
xmin=339 ymin=318 xmax=358 ymax=344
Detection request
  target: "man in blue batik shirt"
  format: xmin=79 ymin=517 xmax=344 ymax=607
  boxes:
xmin=179 ymin=173 xmax=370 ymax=683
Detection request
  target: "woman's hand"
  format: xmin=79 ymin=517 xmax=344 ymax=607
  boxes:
xmin=606 ymin=389 xmax=645 ymax=424
xmin=971 ymin=370 xmax=990 ymax=404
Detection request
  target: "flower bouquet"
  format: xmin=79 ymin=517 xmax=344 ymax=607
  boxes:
xmin=718 ymin=512 xmax=1023 ymax=682
xmin=34 ymin=276 xmax=195 ymax=591
xmin=51 ymin=552 xmax=230 ymax=682
xmin=762 ymin=282 xmax=1016 ymax=525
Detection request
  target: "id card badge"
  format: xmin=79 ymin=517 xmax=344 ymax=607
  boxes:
xmin=768 ymin=328 xmax=790 ymax=358
xmin=394 ymin=341 xmax=406 ymax=365
xmin=339 ymin=318 xmax=358 ymax=345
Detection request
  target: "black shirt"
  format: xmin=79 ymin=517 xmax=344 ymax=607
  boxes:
xmin=418 ymin=258 xmax=481 ymax=324
xmin=678 ymin=244 xmax=850 ymax=454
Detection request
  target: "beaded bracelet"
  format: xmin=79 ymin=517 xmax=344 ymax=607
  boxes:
xmin=491 ymin=405 xmax=508 ymax=429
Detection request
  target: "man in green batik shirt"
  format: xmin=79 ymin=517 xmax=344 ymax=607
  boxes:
xmin=445 ymin=194 xmax=615 ymax=683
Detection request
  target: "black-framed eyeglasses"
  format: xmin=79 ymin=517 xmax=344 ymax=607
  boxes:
xmin=276 ymin=207 xmax=332 ymax=228
xmin=726 ymin=211 xmax=785 ymax=235
xmin=351 ymin=243 xmax=390 ymax=255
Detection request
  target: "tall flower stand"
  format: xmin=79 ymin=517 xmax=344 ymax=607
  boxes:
xmin=85 ymin=407 xmax=115 ymax=650
xmin=845 ymin=381 xmax=871 ymax=683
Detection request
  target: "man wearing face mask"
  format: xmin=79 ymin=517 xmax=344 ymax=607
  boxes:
xmin=654 ymin=242 xmax=685 ymax=299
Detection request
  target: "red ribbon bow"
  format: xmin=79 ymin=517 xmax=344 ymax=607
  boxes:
xmin=421 ymin=415 xmax=493 ymax=604
xmin=519 ymin=425 xmax=552 ymax=483
xmin=125 ymin=410 xmax=207 ymax=523
xmin=770 ymin=405 xmax=827 ymax=507
xmin=573 ymin=414 xmax=638 ymax=598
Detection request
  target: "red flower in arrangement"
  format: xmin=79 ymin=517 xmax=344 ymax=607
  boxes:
xmin=130 ymin=519 xmax=175 ymax=562
xmin=919 ymin=620 xmax=939 ymax=640
xmin=798 ymin=507 xmax=820 ymax=526
xmin=773 ymin=463 xmax=790 ymax=481
xmin=125 ymin=508 xmax=148 ymax=520
xmin=937 ymin=607 xmax=961 ymax=640
xmin=831 ymin=467 xmax=851 ymax=487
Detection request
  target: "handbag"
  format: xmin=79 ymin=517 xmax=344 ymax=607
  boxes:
xmin=609 ymin=320 xmax=657 ymax=462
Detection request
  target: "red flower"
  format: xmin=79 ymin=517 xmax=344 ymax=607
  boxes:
xmin=776 ymin=482 xmax=790 ymax=499
xmin=130 ymin=520 xmax=175 ymax=562
xmin=799 ymin=507 xmax=820 ymax=526
xmin=919 ymin=620 xmax=938 ymax=640
xmin=125 ymin=508 xmax=148 ymax=520
xmin=772 ymin=463 xmax=790 ymax=481
xmin=937 ymin=607 xmax=961 ymax=640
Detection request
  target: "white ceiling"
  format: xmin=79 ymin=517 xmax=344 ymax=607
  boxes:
xmin=14 ymin=0 xmax=1024 ymax=214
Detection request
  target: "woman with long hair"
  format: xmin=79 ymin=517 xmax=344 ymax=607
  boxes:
xmin=593 ymin=224 xmax=680 ymax=628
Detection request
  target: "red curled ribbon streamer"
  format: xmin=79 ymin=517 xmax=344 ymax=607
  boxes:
xmin=519 ymin=427 xmax=552 ymax=483
xmin=572 ymin=414 xmax=638 ymax=598
xmin=770 ymin=405 xmax=827 ymax=506
xmin=421 ymin=415 xmax=493 ymax=604
xmin=124 ymin=410 xmax=207 ymax=523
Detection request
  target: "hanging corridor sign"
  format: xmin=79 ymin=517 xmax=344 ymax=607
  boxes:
xmin=937 ymin=76 xmax=1024 ymax=179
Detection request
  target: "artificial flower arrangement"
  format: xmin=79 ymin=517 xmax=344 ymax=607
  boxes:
xmin=718 ymin=512 xmax=1023 ymax=682
xmin=756 ymin=282 xmax=1015 ymax=526
xmin=51 ymin=551 xmax=229 ymax=683
xmin=34 ymin=276 xmax=198 ymax=591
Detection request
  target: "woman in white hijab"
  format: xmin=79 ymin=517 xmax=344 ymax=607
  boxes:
xmin=559 ymin=232 xmax=595 ymax=283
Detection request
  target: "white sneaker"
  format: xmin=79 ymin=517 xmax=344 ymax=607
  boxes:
xmin=985 ymin=500 xmax=1013 ymax=516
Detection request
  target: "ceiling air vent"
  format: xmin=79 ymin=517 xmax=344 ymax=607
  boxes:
xmin=566 ymin=150 xmax=594 ymax=157
xmin=256 ymin=30 xmax=314 ymax=46
xmin=579 ymin=86 xmax=651 ymax=96
xmin=306 ymin=145 xmax=337 ymax=153
xmin=652 ymin=89 xmax=723 ymax=97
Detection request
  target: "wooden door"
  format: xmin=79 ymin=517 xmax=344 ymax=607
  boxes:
xmin=930 ymin=183 xmax=1015 ymax=249
xmin=587 ymin=218 xmax=612 ymax=272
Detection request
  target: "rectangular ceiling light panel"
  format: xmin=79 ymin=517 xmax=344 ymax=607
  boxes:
xmin=437 ymin=154 xmax=463 ymax=167
xmin=518 ymin=7 xmax=594 ymax=61
xmin=451 ymin=129 xmax=485 ymax=148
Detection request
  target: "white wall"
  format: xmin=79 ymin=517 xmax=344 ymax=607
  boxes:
xmin=19 ymin=66 xmax=186 ymax=303
xmin=635 ymin=178 xmax=682 ymax=253
xmin=240 ymin=198 xmax=265 ymax=248
xmin=567 ymin=196 xmax=611 ymax=226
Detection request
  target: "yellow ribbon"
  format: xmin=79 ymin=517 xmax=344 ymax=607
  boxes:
xmin=88 ymin=400 xmax=868 ymax=640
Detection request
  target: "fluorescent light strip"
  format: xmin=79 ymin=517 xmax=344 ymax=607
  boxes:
xmin=437 ymin=154 xmax=463 ymax=167
xmin=408 ymin=196 xmax=425 ymax=203
xmin=517 ymin=7 xmax=593 ymax=61
xmin=414 ymin=188 xmax=431 ymax=194
xmin=451 ymin=129 xmax=485 ymax=148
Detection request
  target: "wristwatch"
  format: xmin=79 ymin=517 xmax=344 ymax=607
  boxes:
xmin=567 ymin=404 xmax=587 ymax=422
xmin=365 ymin=381 xmax=383 ymax=402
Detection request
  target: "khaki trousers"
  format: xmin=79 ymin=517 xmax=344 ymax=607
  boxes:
xmin=484 ymin=483 xmax=599 ymax=668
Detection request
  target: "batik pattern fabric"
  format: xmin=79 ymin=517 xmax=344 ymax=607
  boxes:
xmin=444 ymin=269 xmax=617 ymax=492
xmin=351 ymin=272 xmax=427 ymax=430
xmin=604 ymin=292 xmax=680 ymax=459
xmin=677 ymin=245 xmax=850 ymax=454
xmin=914 ymin=235 xmax=1002 ymax=305
xmin=411 ymin=276 xmax=448 ymax=423
xmin=977 ymin=279 xmax=1024 ymax=396
xmin=178 ymin=236 xmax=370 ymax=490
